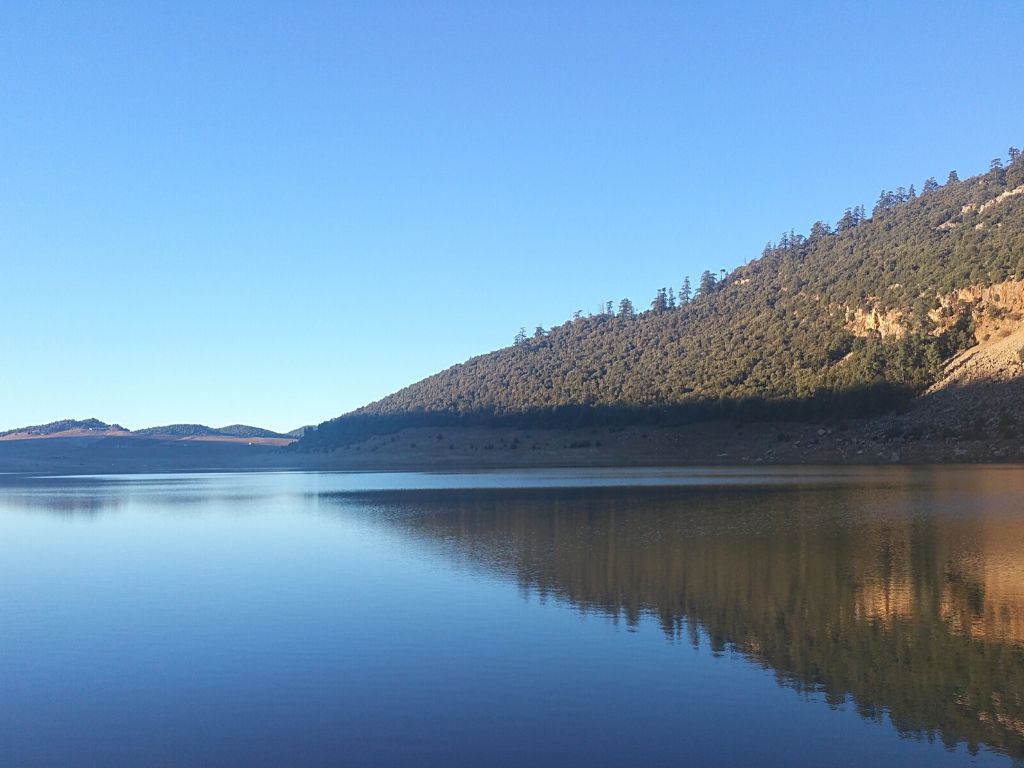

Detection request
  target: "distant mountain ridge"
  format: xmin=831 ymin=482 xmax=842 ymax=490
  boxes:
xmin=0 ymin=419 xmax=294 ymax=442
xmin=133 ymin=423 xmax=290 ymax=439
xmin=0 ymin=418 xmax=127 ymax=438
xmin=300 ymin=148 xmax=1024 ymax=450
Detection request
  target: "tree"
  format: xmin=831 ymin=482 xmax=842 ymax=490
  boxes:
xmin=680 ymin=276 xmax=692 ymax=304
xmin=604 ymin=300 xmax=613 ymax=316
xmin=697 ymin=270 xmax=717 ymax=297
xmin=618 ymin=298 xmax=634 ymax=316
xmin=874 ymin=190 xmax=895 ymax=215
xmin=991 ymin=157 xmax=1006 ymax=184
xmin=1010 ymin=147 xmax=1022 ymax=165
xmin=809 ymin=221 xmax=831 ymax=240
xmin=667 ymin=287 xmax=676 ymax=309
xmin=923 ymin=177 xmax=940 ymax=193
xmin=514 ymin=327 xmax=528 ymax=346
xmin=650 ymin=288 xmax=668 ymax=313
xmin=533 ymin=325 xmax=546 ymax=339
xmin=837 ymin=208 xmax=858 ymax=231
xmin=947 ymin=170 xmax=959 ymax=184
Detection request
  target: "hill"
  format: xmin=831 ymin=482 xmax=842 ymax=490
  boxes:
xmin=0 ymin=419 xmax=293 ymax=444
xmin=0 ymin=418 xmax=128 ymax=440
xmin=300 ymin=149 xmax=1024 ymax=450
xmin=132 ymin=423 xmax=290 ymax=439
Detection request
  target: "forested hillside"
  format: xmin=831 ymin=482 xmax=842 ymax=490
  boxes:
xmin=132 ymin=424 xmax=289 ymax=439
xmin=301 ymin=150 xmax=1024 ymax=449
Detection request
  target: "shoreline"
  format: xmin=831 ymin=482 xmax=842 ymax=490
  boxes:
xmin=1 ymin=421 xmax=1022 ymax=475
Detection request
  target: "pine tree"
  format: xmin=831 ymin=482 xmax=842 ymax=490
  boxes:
xmin=809 ymin=221 xmax=831 ymax=239
xmin=650 ymin=288 xmax=668 ymax=313
xmin=618 ymin=298 xmax=634 ymax=316
xmin=697 ymin=270 xmax=717 ymax=297
xmin=680 ymin=276 xmax=692 ymax=304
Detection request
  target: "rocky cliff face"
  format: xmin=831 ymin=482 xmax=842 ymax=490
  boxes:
xmin=845 ymin=306 xmax=907 ymax=339
xmin=876 ymin=282 xmax=1024 ymax=450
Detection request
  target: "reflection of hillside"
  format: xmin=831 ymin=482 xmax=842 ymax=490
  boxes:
xmin=943 ymin=511 xmax=1024 ymax=647
xmin=337 ymin=481 xmax=1024 ymax=758
xmin=0 ymin=479 xmax=272 ymax=517
xmin=0 ymin=490 xmax=125 ymax=516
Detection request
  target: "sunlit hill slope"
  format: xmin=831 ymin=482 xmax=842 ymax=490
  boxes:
xmin=302 ymin=150 xmax=1024 ymax=450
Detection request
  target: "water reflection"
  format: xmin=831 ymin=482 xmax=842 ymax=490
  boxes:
xmin=326 ymin=478 xmax=1024 ymax=758
xmin=3 ymin=468 xmax=1024 ymax=764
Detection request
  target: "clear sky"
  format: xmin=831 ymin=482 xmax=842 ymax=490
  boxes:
xmin=2 ymin=1 xmax=1022 ymax=433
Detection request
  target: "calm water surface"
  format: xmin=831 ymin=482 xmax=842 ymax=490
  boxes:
xmin=2 ymin=467 xmax=1024 ymax=766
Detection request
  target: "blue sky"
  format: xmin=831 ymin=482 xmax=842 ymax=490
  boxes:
xmin=2 ymin=1 xmax=1022 ymax=432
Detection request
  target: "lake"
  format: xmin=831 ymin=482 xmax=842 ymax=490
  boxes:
xmin=2 ymin=467 xmax=1023 ymax=766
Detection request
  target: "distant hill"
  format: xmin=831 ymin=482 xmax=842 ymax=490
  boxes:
xmin=217 ymin=424 xmax=292 ymax=439
xmin=133 ymin=423 xmax=290 ymax=439
xmin=300 ymin=148 xmax=1024 ymax=450
xmin=1 ymin=419 xmax=293 ymax=443
xmin=0 ymin=418 xmax=128 ymax=439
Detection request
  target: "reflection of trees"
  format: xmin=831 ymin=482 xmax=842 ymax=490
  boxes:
xmin=0 ymin=479 xmax=268 ymax=517
xmin=0 ymin=489 xmax=124 ymax=516
xmin=343 ymin=483 xmax=1024 ymax=759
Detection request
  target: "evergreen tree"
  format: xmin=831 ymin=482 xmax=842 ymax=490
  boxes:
xmin=618 ymin=298 xmax=634 ymax=316
xmin=680 ymin=276 xmax=692 ymax=304
xmin=697 ymin=270 xmax=717 ymax=297
xmin=809 ymin=221 xmax=831 ymax=239
xmin=650 ymin=288 xmax=668 ymax=313
xmin=991 ymin=158 xmax=1006 ymax=184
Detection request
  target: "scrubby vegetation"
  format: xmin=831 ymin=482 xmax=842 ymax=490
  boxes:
xmin=301 ymin=150 xmax=1024 ymax=450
